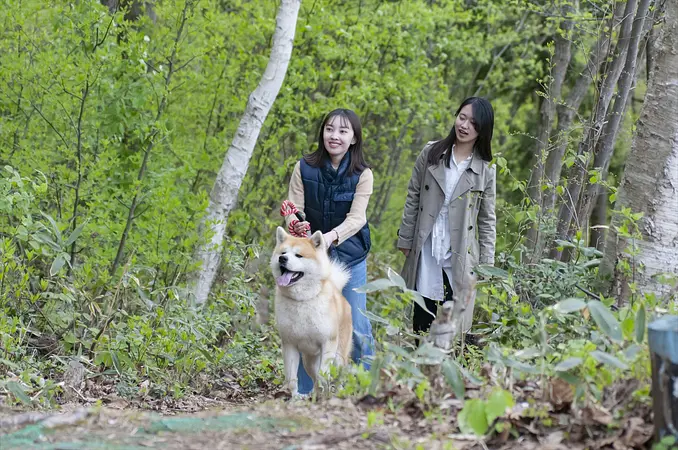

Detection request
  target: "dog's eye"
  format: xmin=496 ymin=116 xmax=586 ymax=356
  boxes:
xmin=295 ymin=253 xmax=302 ymax=258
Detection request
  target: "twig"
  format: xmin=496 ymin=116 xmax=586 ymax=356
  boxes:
xmin=576 ymin=284 xmax=599 ymax=299
xmin=40 ymin=408 xmax=91 ymax=429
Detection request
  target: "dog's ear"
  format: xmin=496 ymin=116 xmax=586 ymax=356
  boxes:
xmin=310 ymin=230 xmax=325 ymax=250
xmin=276 ymin=226 xmax=288 ymax=245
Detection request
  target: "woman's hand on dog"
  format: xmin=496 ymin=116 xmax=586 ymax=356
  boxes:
xmin=323 ymin=230 xmax=339 ymax=248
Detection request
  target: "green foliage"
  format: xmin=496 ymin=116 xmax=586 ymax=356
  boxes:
xmin=458 ymin=389 xmax=515 ymax=436
xmin=654 ymin=436 xmax=678 ymax=450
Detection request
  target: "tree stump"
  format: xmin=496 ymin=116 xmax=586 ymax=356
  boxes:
xmin=648 ymin=315 xmax=678 ymax=442
xmin=428 ymin=301 xmax=457 ymax=351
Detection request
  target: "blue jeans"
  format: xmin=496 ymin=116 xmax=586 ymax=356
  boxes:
xmin=297 ymin=259 xmax=375 ymax=394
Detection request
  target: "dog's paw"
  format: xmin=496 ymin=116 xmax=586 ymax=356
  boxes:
xmin=290 ymin=392 xmax=311 ymax=402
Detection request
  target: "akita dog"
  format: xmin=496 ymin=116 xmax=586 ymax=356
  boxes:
xmin=271 ymin=227 xmax=353 ymax=396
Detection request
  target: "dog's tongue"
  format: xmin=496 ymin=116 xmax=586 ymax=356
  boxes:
xmin=276 ymin=271 xmax=295 ymax=287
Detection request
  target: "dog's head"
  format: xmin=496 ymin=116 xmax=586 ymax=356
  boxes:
xmin=270 ymin=227 xmax=329 ymax=290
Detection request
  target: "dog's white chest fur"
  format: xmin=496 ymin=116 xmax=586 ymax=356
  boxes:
xmin=275 ymin=292 xmax=337 ymax=354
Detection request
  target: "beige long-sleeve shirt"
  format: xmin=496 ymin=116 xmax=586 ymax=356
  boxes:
xmin=285 ymin=161 xmax=373 ymax=245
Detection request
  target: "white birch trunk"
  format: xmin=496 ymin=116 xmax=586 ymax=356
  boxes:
xmin=600 ymin=0 xmax=678 ymax=302
xmin=192 ymin=0 xmax=301 ymax=304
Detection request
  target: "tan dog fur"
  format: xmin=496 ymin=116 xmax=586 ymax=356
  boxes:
xmin=271 ymin=227 xmax=353 ymax=395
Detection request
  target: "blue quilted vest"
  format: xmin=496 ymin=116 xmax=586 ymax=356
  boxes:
xmin=300 ymin=154 xmax=371 ymax=266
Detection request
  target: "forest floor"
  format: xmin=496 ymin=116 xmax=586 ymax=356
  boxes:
xmin=0 ymin=378 xmax=656 ymax=450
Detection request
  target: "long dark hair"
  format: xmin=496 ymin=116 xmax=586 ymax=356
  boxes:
xmin=427 ymin=97 xmax=494 ymax=167
xmin=304 ymin=108 xmax=369 ymax=175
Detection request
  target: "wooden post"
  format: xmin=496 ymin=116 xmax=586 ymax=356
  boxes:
xmin=648 ymin=315 xmax=678 ymax=442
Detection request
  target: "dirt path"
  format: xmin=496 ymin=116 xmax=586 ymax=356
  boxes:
xmin=0 ymin=391 xmax=652 ymax=449
xmin=0 ymin=396 xmax=472 ymax=450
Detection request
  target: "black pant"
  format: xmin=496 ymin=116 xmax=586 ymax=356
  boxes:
xmin=413 ymin=270 xmax=453 ymax=336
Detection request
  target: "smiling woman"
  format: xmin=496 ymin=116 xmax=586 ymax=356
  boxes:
xmin=281 ymin=108 xmax=376 ymax=395
xmin=397 ymin=97 xmax=497 ymax=344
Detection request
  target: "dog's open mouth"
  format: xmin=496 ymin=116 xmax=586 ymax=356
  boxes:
xmin=277 ymin=266 xmax=304 ymax=287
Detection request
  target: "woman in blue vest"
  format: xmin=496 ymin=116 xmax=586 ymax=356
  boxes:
xmin=284 ymin=108 xmax=375 ymax=395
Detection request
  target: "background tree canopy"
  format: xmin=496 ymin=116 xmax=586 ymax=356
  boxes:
xmin=1 ymin=0 xmax=561 ymax=287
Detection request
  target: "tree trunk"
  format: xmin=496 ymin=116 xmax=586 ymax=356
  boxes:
xmin=589 ymin=184 xmax=607 ymax=250
xmin=576 ymin=0 xmax=652 ymax=229
xmin=192 ymin=0 xmax=301 ymax=305
xmin=542 ymin=1 xmax=624 ymax=215
xmin=551 ymin=0 xmax=641 ymax=260
xmin=600 ymin=0 xmax=678 ymax=303
xmin=525 ymin=8 xmax=574 ymax=259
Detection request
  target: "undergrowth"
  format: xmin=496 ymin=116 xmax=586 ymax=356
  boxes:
xmin=1 ymin=166 xmax=676 ymax=446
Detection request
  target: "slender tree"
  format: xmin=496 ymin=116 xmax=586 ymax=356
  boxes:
xmin=551 ymin=0 xmax=651 ymax=260
xmin=192 ymin=0 xmax=302 ymax=304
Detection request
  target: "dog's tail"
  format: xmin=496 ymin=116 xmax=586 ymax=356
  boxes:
xmin=328 ymin=260 xmax=351 ymax=291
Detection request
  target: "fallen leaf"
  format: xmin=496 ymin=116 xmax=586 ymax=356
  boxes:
xmin=581 ymin=403 xmax=613 ymax=426
xmin=621 ymin=416 xmax=653 ymax=447
xmin=549 ymin=377 xmax=574 ymax=409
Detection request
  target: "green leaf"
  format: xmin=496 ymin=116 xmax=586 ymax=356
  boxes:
xmin=624 ymin=344 xmax=643 ymax=360
xmin=553 ymin=298 xmax=587 ymax=314
xmin=360 ymin=309 xmax=391 ymax=325
xmin=590 ymin=350 xmax=628 ymax=370
xmin=32 ymin=232 xmax=60 ymax=251
xmin=50 ymin=254 xmax=67 ymax=276
xmin=354 ymin=278 xmax=396 ymax=293
xmin=197 ymin=346 xmax=215 ymax=364
xmin=95 ymin=351 xmax=112 ymax=368
xmin=410 ymin=291 xmax=436 ymax=318
xmin=64 ymin=221 xmax=87 ymax=247
xmin=582 ymin=259 xmax=601 ymax=269
xmin=384 ymin=343 xmax=411 ymax=358
xmin=41 ymin=212 xmax=62 ymax=243
xmin=557 ymin=371 xmax=583 ymax=385
xmin=368 ymin=355 xmax=384 ymax=396
xmin=587 ymin=300 xmax=622 ymax=342
xmin=6 ymin=381 xmax=32 ymax=405
xmin=441 ymin=359 xmax=465 ymax=399
xmin=485 ymin=389 xmax=514 ymax=423
xmin=554 ymin=239 xmax=576 ymax=249
xmin=505 ymin=358 xmax=539 ymax=374
xmin=475 ymin=264 xmax=508 ymax=279
xmin=554 ymin=357 xmax=583 ymax=372
xmin=110 ymin=351 xmax=122 ymax=375
xmin=0 ymin=358 xmax=20 ymax=370
xmin=635 ymin=303 xmax=646 ymax=344
xmin=459 ymin=366 xmax=484 ymax=386
xmin=458 ymin=398 xmax=488 ymax=435
xmin=514 ymin=347 xmax=541 ymax=359
xmin=386 ymin=267 xmax=406 ymax=289
xmin=412 ymin=343 xmax=446 ymax=365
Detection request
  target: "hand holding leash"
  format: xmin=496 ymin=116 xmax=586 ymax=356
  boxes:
xmin=280 ymin=200 xmax=311 ymax=237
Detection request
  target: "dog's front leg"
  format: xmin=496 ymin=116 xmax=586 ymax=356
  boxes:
xmin=282 ymin=343 xmax=300 ymax=396
xmin=302 ymin=350 xmax=323 ymax=393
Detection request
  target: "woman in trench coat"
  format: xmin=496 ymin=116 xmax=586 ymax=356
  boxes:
xmin=397 ymin=97 xmax=496 ymax=338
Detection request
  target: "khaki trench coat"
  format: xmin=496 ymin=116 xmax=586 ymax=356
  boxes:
xmin=397 ymin=143 xmax=496 ymax=331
